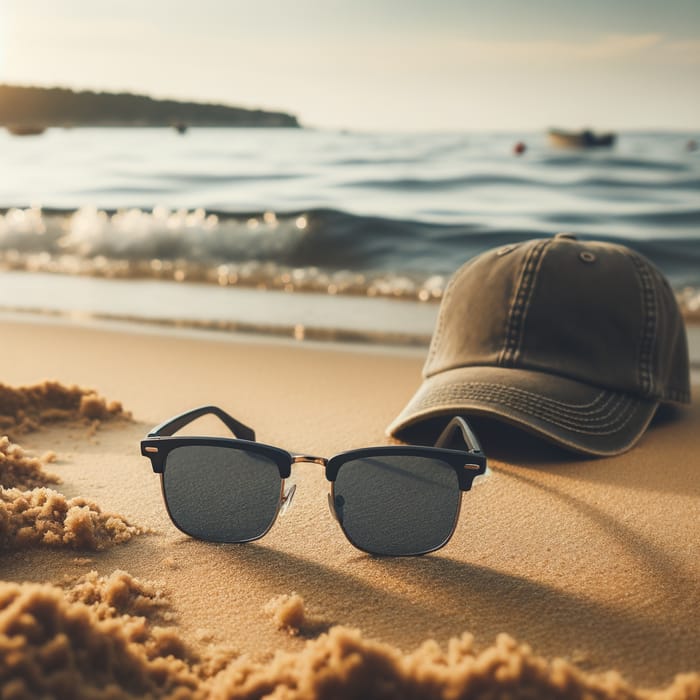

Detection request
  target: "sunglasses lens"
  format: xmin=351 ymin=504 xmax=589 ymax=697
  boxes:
xmin=162 ymin=445 xmax=282 ymax=542
xmin=333 ymin=454 xmax=460 ymax=555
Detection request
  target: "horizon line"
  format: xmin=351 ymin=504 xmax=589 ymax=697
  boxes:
xmin=1 ymin=81 xmax=698 ymax=134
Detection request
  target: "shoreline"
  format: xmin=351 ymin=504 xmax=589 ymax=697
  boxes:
xmin=0 ymin=309 xmax=430 ymax=358
xmin=0 ymin=317 xmax=698 ymax=692
xmin=0 ymin=307 xmax=698 ymax=378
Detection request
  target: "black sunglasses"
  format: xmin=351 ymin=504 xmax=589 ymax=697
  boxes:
xmin=141 ymin=406 xmax=487 ymax=556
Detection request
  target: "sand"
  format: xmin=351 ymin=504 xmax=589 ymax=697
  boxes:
xmin=0 ymin=317 xmax=698 ymax=698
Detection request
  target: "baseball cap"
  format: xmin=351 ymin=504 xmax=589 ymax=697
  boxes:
xmin=388 ymin=234 xmax=690 ymax=456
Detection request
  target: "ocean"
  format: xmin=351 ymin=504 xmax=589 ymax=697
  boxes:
xmin=1 ymin=127 xmax=698 ymax=345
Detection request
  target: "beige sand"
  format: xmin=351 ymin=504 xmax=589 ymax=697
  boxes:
xmin=0 ymin=318 xmax=698 ymax=696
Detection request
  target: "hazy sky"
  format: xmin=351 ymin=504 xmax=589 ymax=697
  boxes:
xmin=1 ymin=0 xmax=698 ymax=131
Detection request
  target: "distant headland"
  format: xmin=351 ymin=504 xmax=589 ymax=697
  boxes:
xmin=0 ymin=84 xmax=300 ymax=129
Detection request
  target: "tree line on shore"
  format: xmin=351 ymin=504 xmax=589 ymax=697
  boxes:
xmin=0 ymin=84 xmax=300 ymax=128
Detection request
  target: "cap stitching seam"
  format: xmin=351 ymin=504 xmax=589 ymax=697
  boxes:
xmin=497 ymin=244 xmax=532 ymax=367
xmin=407 ymin=392 xmax=638 ymax=434
xmin=453 ymin=385 xmax=619 ymax=419
xmin=423 ymin=383 xmax=630 ymax=426
xmin=666 ymin=387 xmax=690 ymax=402
xmin=396 ymin=406 xmax=648 ymax=451
xmin=499 ymin=240 xmax=547 ymax=367
xmin=446 ymin=389 xmax=631 ymax=429
xmin=512 ymin=241 xmax=550 ymax=363
xmin=499 ymin=244 xmax=535 ymax=366
xmin=482 ymin=396 xmax=635 ymax=434
xmin=411 ymin=387 xmax=641 ymax=435
xmin=431 ymin=378 xmax=609 ymax=411
xmin=405 ymin=399 xmax=638 ymax=436
xmin=627 ymin=252 xmax=657 ymax=397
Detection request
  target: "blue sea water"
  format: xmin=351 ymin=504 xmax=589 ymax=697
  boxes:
xmin=0 ymin=127 xmax=698 ymax=342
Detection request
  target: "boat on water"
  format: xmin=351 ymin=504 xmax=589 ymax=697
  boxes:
xmin=547 ymin=128 xmax=616 ymax=149
xmin=6 ymin=124 xmax=47 ymax=136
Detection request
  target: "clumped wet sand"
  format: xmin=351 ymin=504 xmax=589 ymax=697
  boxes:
xmin=1 ymin=575 xmax=698 ymax=700
xmin=0 ymin=380 xmax=129 ymax=438
xmin=63 ymin=569 xmax=172 ymax=622
xmin=0 ymin=486 xmax=143 ymax=550
xmin=0 ymin=578 xmax=203 ymax=699
xmin=206 ymin=629 xmax=700 ymax=700
xmin=0 ymin=385 xmax=142 ymax=551
xmin=264 ymin=593 xmax=308 ymax=635
xmin=0 ymin=435 xmax=59 ymax=489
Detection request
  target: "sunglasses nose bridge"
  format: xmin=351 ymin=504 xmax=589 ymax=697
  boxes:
xmin=290 ymin=454 xmax=328 ymax=466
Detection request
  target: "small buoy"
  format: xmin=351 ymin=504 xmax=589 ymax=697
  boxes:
xmin=513 ymin=141 xmax=527 ymax=156
xmin=686 ymin=139 xmax=698 ymax=152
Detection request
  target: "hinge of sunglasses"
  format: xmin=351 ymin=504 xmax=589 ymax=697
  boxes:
xmin=279 ymin=484 xmax=296 ymax=516
xmin=144 ymin=447 xmax=159 ymax=453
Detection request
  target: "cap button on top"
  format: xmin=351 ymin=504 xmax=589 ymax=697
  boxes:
xmin=554 ymin=232 xmax=577 ymax=240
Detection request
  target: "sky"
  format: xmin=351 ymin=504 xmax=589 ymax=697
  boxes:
xmin=0 ymin=0 xmax=698 ymax=131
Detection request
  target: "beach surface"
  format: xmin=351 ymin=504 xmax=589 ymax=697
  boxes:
xmin=1 ymin=317 xmax=698 ymax=697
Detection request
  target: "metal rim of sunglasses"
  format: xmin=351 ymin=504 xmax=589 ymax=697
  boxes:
xmin=140 ymin=405 xmax=487 ymax=556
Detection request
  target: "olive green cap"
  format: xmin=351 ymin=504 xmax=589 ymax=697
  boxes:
xmin=388 ymin=234 xmax=690 ymax=456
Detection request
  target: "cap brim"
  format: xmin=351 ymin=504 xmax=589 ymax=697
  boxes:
xmin=387 ymin=366 xmax=658 ymax=457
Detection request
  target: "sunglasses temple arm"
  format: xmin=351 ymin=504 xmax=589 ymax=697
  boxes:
xmin=147 ymin=405 xmax=256 ymax=441
xmin=434 ymin=416 xmax=484 ymax=456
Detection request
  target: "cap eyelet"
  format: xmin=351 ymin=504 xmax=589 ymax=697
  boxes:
xmin=496 ymin=245 xmax=517 ymax=257
xmin=579 ymin=251 xmax=596 ymax=263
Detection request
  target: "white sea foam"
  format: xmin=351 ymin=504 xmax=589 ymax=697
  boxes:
xmin=0 ymin=205 xmax=309 ymax=265
xmin=0 ymin=207 xmax=446 ymax=301
xmin=0 ymin=204 xmax=698 ymax=313
xmin=60 ymin=206 xmax=309 ymax=260
xmin=0 ymin=206 xmax=52 ymax=246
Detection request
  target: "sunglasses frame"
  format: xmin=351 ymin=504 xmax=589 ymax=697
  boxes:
xmin=141 ymin=405 xmax=487 ymax=556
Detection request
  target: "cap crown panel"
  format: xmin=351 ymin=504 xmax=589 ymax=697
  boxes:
xmin=518 ymin=241 xmax=644 ymax=394
xmin=424 ymin=245 xmax=524 ymax=377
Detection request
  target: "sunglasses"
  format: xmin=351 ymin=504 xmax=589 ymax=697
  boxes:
xmin=140 ymin=406 xmax=487 ymax=556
